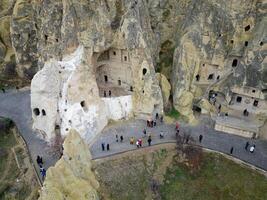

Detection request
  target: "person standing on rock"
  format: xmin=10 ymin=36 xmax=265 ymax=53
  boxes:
xmin=101 ymin=142 xmax=105 ymax=151
xmin=107 ymin=143 xmax=110 ymax=151
xmin=148 ymin=135 xmax=152 ymax=146
xmin=245 ymin=141 xmax=249 ymax=151
xmin=230 ymin=147 xmax=234 ymax=154
xmin=120 ymin=135 xmax=124 ymax=142
xmin=199 ymin=135 xmax=203 ymax=143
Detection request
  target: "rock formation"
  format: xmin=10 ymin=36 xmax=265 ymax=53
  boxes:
xmin=0 ymin=0 xmax=266 ymax=139
xmin=38 ymin=129 xmax=99 ymax=200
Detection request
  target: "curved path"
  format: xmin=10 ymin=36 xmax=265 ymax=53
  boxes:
xmin=0 ymin=89 xmax=59 ymax=180
xmin=90 ymin=119 xmax=267 ymax=171
xmin=1 ymin=89 xmax=267 ymax=174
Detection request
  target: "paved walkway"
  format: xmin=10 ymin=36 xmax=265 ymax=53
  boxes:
xmin=1 ymin=89 xmax=267 ymax=175
xmin=90 ymin=118 xmax=267 ymax=171
xmin=0 ymin=89 xmax=59 ymax=182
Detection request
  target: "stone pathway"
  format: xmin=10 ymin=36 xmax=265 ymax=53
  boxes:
xmin=1 ymin=89 xmax=267 ymax=177
xmin=0 ymin=89 xmax=59 ymax=183
xmin=90 ymin=118 xmax=267 ymax=171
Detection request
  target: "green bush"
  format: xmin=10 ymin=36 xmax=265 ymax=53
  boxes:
xmin=166 ymin=108 xmax=180 ymax=119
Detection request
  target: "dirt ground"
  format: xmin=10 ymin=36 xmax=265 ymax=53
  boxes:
xmin=0 ymin=118 xmax=39 ymax=200
xmin=93 ymin=143 xmax=267 ymax=200
xmin=93 ymin=143 xmax=177 ymax=200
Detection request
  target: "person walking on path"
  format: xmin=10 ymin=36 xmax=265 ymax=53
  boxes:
xmin=250 ymin=145 xmax=255 ymax=153
xmin=245 ymin=141 xmax=249 ymax=151
xmin=116 ymin=134 xmax=118 ymax=142
xmin=107 ymin=143 xmax=110 ymax=151
xmin=176 ymin=129 xmax=180 ymax=138
xmin=130 ymin=137 xmax=134 ymax=145
xmin=120 ymin=135 xmax=124 ymax=142
xmin=101 ymin=142 xmax=105 ymax=151
xmin=160 ymin=115 xmax=164 ymax=123
xmin=36 ymin=155 xmax=43 ymax=167
xmin=136 ymin=140 xmax=140 ymax=148
xmin=143 ymin=129 xmax=147 ymax=137
xmin=160 ymin=131 xmax=164 ymax=139
xmin=41 ymin=168 xmax=46 ymax=181
xmin=148 ymin=136 xmax=152 ymax=146
xmin=153 ymin=120 xmax=156 ymax=127
xmin=230 ymin=147 xmax=234 ymax=154
xmin=176 ymin=122 xmax=179 ymax=131
xmin=199 ymin=134 xmax=203 ymax=143
xmin=138 ymin=138 xmax=142 ymax=147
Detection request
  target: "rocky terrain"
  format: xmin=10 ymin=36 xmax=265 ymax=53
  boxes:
xmin=0 ymin=0 xmax=266 ymax=199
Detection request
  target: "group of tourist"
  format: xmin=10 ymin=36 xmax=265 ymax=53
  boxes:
xmin=36 ymin=155 xmax=46 ymax=181
xmin=101 ymin=142 xmax=110 ymax=151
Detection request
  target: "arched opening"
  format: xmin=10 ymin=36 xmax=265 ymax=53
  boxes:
xmin=33 ymin=108 xmax=40 ymax=116
xmin=260 ymin=41 xmax=263 ymax=46
xmin=80 ymin=101 xmax=85 ymax=107
xmin=130 ymin=86 xmax=133 ymax=91
xmin=124 ymin=56 xmax=127 ymax=61
xmin=208 ymin=74 xmax=214 ymax=80
xmin=253 ymin=100 xmax=259 ymax=107
xmin=195 ymin=74 xmax=200 ymax=81
xmin=104 ymin=75 xmax=108 ymax=83
xmin=232 ymin=59 xmax=238 ymax=67
xmin=230 ymin=40 xmax=234 ymax=44
xmin=244 ymin=25 xmax=250 ymax=32
xmin=217 ymin=75 xmax=220 ymax=80
xmin=143 ymin=68 xmax=147 ymax=75
xmin=244 ymin=41 xmax=248 ymax=47
xmin=44 ymin=34 xmax=48 ymax=41
xmin=41 ymin=109 xmax=46 ymax=116
xmin=236 ymin=96 xmax=242 ymax=103
xmin=118 ymin=80 xmax=121 ymax=85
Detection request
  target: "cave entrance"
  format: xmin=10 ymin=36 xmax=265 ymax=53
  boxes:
xmin=96 ymin=48 xmax=133 ymax=97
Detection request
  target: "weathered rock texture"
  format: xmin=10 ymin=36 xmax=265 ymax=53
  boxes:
xmin=38 ymin=129 xmax=99 ymax=200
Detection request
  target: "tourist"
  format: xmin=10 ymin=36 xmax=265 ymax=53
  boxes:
xmin=104 ymin=91 xmax=106 ymax=97
xmin=175 ymin=122 xmax=179 ymax=131
xmin=120 ymin=135 xmax=124 ymax=142
xmin=160 ymin=131 xmax=164 ymax=139
xmin=143 ymin=129 xmax=147 ymax=137
xmin=41 ymin=168 xmax=46 ymax=181
xmin=148 ymin=136 xmax=152 ymax=146
xmin=160 ymin=116 xmax=163 ymax=123
xmin=101 ymin=142 xmax=105 ymax=151
xmin=176 ymin=129 xmax=180 ymax=138
xmin=153 ymin=120 xmax=156 ymax=127
xmin=109 ymin=90 xmax=111 ymax=97
xmin=138 ymin=138 xmax=142 ymax=147
xmin=130 ymin=137 xmax=134 ymax=145
xmin=107 ymin=143 xmax=110 ymax=151
xmin=218 ymin=104 xmax=221 ymax=112
xmin=199 ymin=134 xmax=203 ymax=143
xmin=36 ymin=155 xmax=43 ymax=166
xmin=1 ymin=88 xmax=5 ymax=93
xmin=250 ymin=145 xmax=255 ymax=153
xmin=245 ymin=141 xmax=249 ymax=150
xmin=156 ymin=113 xmax=159 ymax=120
xmin=136 ymin=140 xmax=140 ymax=148
xmin=230 ymin=147 xmax=234 ymax=154
xmin=147 ymin=120 xmax=149 ymax=127
xmin=116 ymin=134 xmax=118 ymax=142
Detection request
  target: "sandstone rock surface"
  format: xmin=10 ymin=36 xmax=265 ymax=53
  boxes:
xmin=38 ymin=129 xmax=99 ymax=200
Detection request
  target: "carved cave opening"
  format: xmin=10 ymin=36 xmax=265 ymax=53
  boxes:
xmin=96 ymin=48 xmax=133 ymax=97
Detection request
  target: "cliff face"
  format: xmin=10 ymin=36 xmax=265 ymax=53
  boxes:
xmin=38 ymin=129 xmax=99 ymax=200
xmin=1 ymin=0 xmax=266 ymax=139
